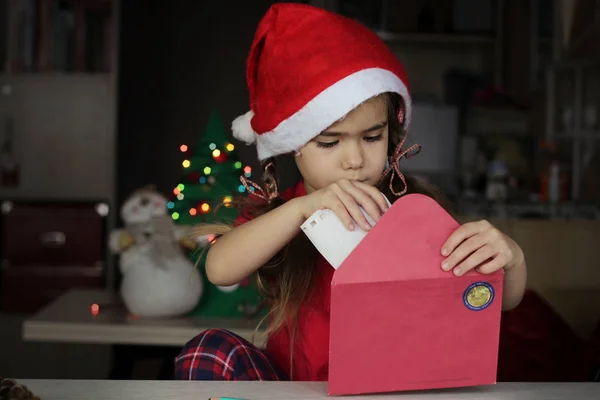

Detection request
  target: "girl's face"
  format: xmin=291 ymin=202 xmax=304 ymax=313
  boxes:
xmin=295 ymin=95 xmax=389 ymax=194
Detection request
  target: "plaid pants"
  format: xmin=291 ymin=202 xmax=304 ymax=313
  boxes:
xmin=174 ymin=329 xmax=287 ymax=381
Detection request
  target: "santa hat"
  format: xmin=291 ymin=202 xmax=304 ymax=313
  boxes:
xmin=232 ymin=3 xmax=411 ymax=161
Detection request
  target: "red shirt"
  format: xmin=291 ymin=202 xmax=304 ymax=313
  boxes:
xmin=235 ymin=181 xmax=333 ymax=381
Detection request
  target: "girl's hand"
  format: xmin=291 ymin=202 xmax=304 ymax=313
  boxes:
xmin=297 ymin=179 xmax=388 ymax=231
xmin=440 ymin=220 xmax=525 ymax=276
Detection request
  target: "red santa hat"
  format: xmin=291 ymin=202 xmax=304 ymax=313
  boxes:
xmin=232 ymin=3 xmax=411 ymax=161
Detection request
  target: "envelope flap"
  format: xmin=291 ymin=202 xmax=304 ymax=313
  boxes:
xmin=333 ymin=193 xmax=469 ymax=286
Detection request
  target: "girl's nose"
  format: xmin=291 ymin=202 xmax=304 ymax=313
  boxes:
xmin=342 ymin=142 xmax=364 ymax=170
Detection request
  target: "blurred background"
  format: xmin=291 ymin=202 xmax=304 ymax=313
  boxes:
xmin=0 ymin=0 xmax=599 ymax=383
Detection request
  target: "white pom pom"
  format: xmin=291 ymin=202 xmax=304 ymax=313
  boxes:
xmin=232 ymin=110 xmax=256 ymax=144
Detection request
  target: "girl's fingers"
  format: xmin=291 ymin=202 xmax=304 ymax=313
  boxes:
xmin=327 ymin=196 xmax=357 ymax=231
xmin=441 ymin=220 xmax=492 ymax=256
xmin=330 ymin=185 xmax=372 ymax=231
xmin=351 ymin=180 xmax=389 ymax=213
xmin=337 ymin=180 xmax=383 ymax=226
xmin=442 ymin=234 xmax=487 ymax=271
xmin=477 ymin=246 xmax=513 ymax=274
xmin=476 ymin=257 xmax=504 ymax=275
xmin=452 ymin=245 xmax=495 ymax=276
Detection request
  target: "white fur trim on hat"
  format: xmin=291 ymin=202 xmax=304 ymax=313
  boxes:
xmin=252 ymin=68 xmax=410 ymax=160
xmin=232 ymin=110 xmax=257 ymax=144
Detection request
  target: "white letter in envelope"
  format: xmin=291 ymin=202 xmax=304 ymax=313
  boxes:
xmin=300 ymin=193 xmax=391 ymax=269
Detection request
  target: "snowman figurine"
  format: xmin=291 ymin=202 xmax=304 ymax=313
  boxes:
xmin=109 ymin=186 xmax=204 ymax=318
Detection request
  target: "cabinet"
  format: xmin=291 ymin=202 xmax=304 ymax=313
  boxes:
xmin=1 ymin=199 xmax=108 ymax=313
xmin=0 ymin=0 xmax=117 ymax=200
xmin=0 ymin=74 xmax=115 ymax=199
xmin=309 ymin=0 xmax=504 ymax=93
xmin=309 ymin=0 xmax=558 ymax=104
xmin=0 ymin=0 xmax=119 ymax=308
xmin=545 ymin=60 xmax=600 ymax=202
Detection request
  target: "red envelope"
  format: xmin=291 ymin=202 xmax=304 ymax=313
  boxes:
xmin=329 ymin=194 xmax=504 ymax=395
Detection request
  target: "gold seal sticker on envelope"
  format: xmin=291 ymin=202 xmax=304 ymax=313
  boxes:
xmin=463 ymin=282 xmax=494 ymax=311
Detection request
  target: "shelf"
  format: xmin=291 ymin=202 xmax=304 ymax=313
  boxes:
xmin=58 ymin=0 xmax=112 ymax=6
xmin=465 ymin=106 xmax=530 ymax=136
xmin=0 ymin=73 xmax=112 ymax=95
xmin=2 ymin=0 xmax=114 ymax=76
xmin=376 ymin=31 xmax=495 ymax=45
xmin=553 ymin=130 xmax=600 ymax=140
xmin=0 ymin=71 xmax=112 ymax=78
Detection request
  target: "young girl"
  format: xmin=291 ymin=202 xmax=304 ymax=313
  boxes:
xmin=174 ymin=3 xmax=527 ymax=382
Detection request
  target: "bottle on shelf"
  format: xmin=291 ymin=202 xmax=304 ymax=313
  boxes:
xmin=539 ymin=140 xmax=569 ymax=204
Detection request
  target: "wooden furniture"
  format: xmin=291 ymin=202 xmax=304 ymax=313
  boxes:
xmin=21 ymin=214 xmax=600 ymax=378
xmin=22 ymin=289 xmax=265 ymax=347
xmin=1 ymin=200 xmax=109 ymax=313
xmin=23 ymin=288 xmax=265 ymax=379
xmin=14 ymin=380 xmax=600 ymax=400
xmin=0 ymin=0 xmax=119 ymax=294
xmin=480 ymin=217 xmax=600 ymax=340
xmin=545 ymin=59 xmax=600 ymax=202
xmin=22 ymin=217 xmax=600 ymax=344
xmin=309 ymin=0 xmax=556 ymax=100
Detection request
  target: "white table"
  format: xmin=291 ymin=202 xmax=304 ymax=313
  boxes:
xmin=15 ymin=380 xmax=600 ymax=400
xmin=22 ymin=289 xmax=265 ymax=347
xmin=22 ymin=289 xmax=267 ymax=379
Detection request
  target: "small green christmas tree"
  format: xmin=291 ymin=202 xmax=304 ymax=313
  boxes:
xmin=169 ymin=109 xmax=253 ymax=225
xmin=169 ymin=109 xmax=263 ymax=319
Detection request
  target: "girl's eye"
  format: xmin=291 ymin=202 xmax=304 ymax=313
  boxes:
xmin=315 ymin=141 xmax=338 ymax=148
xmin=315 ymin=133 xmax=382 ymax=148
xmin=364 ymin=134 xmax=383 ymax=142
